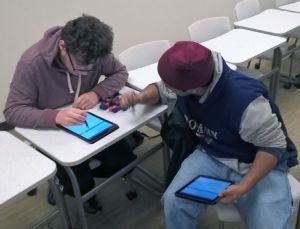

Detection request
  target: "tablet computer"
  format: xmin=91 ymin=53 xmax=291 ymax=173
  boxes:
xmin=58 ymin=112 xmax=119 ymax=144
xmin=175 ymin=175 xmax=234 ymax=205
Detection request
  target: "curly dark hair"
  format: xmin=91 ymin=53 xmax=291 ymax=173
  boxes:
xmin=61 ymin=15 xmax=113 ymax=64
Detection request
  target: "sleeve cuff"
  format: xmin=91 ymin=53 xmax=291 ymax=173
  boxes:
xmin=92 ymin=87 xmax=109 ymax=100
xmin=258 ymin=146 xmax=287 ymax=163
xmin=40 ymin=109 xmax=60 ymax=128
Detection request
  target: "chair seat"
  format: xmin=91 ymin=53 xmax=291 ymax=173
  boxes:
xmin=214 ymin=203 xmax=242 ymax=222
xmin=288 ymin=174 xmax=300 ymax=203
xmin=213 ymin=174 xmax=300 ymax=225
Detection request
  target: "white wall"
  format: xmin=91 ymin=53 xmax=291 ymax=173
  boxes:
xmin=0 ymin=0 xmax=274 ymax=122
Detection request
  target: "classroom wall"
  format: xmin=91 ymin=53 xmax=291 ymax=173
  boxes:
xmin=0 ymin=0 xmax=274 ymax=122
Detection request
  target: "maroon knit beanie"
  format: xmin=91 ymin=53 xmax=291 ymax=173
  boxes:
xmin=157 ymin=41 xmax=214 ymax=91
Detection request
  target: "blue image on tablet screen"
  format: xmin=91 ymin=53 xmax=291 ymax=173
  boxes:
xmin=181 ymin=177 xmax=231 ymax=200
xmin=64 ymin=113 xmax=113 ymax=140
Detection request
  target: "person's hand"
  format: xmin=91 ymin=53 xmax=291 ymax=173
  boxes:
xmin=218 ymin=184 xmax=244 ymax=204
xmin=120 ymin=91 xmax=142 ymax=110
xmin=55 ymin=108 xmax=88 ymax=126
xmin=73 ymin=91 xmax=99 ymax=109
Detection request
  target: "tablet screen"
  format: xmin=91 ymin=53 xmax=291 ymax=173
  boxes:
xmin=61 ymin=112 xmax=118 ymax=143
xmin=178 ymin=176 xmax=232 ymax=202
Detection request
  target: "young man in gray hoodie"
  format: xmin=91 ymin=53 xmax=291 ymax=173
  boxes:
xmin=4 ymin=15 xmax=136 ymax=214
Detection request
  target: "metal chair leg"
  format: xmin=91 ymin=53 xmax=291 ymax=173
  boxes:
xmin=122 ymin=172 xmax=138 ymax=200
xmin=218 ymin=221 xmax=225 ymax=229
xmin=287 ymin=54 xmax=294 ymax=83
xmin=296 ymin=202 xmax=300 ymax=229
xmin=247 ymin=60 xmax=251 ymax=68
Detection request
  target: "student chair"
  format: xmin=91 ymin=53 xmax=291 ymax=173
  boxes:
xmin=119 ymin=40 xmax=172 ymax=190
xmin=119 ymin=40 xmax=171 ymax=71
xmin=119 ymin=40 xmax=171 ymax=131
xmin=214 ymin=173 xmax=300 ymax=229
xmin=235 ymin=0 xmax=296 ymax=88
xmin=188 ymin=16 xmax=264 ymax=81
xmin=188 ymin=17 xmax=232 ymax=44
xmin=235 ymin=0 xmax=261 ymax=21
xmin=275 ymin=0 xmax=298 ymax=7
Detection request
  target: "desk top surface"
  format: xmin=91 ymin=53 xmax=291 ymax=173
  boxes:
xmin=279 ymin=1 xmax=300 ymax=13
xmin=15 ymin=87 xmax=167 ymax=166
xmin=127 ymin=62 xmax=236 ymax=91
xmin=127 ymin=63 xmax=160 ymax=91
xmin=201 ymin=29 xmax=285 ymax=64
xmin=0 ymin=131 xmax=56 ymax=208
xmin=234 ymin=9 xmax=300 ymax=35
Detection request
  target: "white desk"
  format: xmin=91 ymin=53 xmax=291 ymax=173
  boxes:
xmin=127 ymin=63 xmax=160 ymax=91
xmin=0 ymin=131 xmax=56 ymax=207
xmin=202 ymin=29 xmax=285 ymax=65
xmin=234 ymin=9 xmax=300 ymax=100
xmin=127 ymin=62 xmax=236 ymax=91
xmin=201 ymin=29 xmax=285 ymax=100
xmin=279 ymin=1 xmax=300 ymax=13
xmin=0 ymin=131 xmax=71 ymax=228
xmin=16 ymin=88 xmax=167 ymax=167
xmin=15 ymin=87 xmax=168 ymax=229
xmin=234 ymin=9 xmax=300 ymax=36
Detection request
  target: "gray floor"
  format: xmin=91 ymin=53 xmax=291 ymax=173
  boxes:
xmin=1 ymin=54 xmax=300 ymax=229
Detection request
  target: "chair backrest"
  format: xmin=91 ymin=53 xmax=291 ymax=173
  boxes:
xmin=188 ymin=17 xmax=232 ymax=43
xmin=275 ymin=0 xmax=297 ymax=7
xmin=235 ymin=0 xmax=261 ymax=20
xmin=119 ymin=40 xmax=171 ymax=71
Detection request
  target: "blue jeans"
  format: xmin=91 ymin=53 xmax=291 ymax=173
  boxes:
xmin=162 ymin=148 xmax=292 ymax=229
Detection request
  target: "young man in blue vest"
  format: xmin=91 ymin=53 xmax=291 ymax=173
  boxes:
xmin=120 ymin=41 xmax=294 ymax=228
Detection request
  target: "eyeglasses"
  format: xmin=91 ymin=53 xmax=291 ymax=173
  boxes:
xmin=67 ymin=51 xmax=96 ymax=73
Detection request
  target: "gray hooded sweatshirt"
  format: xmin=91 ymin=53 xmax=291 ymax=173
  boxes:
xmin=4 ymin=27 xmax=128 ymax=128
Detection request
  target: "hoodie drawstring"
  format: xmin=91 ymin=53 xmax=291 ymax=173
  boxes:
xmin=67 ymin=72 xmax=74 ymax=94
xmin=66 ymin=72 xmax=82 ymax=100
xmin=75 ymin=75 xmax=82 ymax=100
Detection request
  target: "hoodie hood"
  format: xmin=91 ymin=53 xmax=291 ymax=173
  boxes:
xmin=39 ymin=26 xmax=63 ymax=67
xmin=198 ymin=51 xmax=223 ymax=103
xmin=38 ymin=27 xmax=83 ymax=99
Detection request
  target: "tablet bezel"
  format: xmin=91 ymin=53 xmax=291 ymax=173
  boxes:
xmin=175 ymin=175 xmax=234 ymax=205
xmin=57 ymin=112 xmax=119 ymax=144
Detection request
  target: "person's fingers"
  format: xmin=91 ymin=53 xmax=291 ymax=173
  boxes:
xmin=76 ymin=101 xmax=89 ymax=110
xmin=68 ymin=118 xmax=82 ymax=125
xmin=125 ymin=93 xmax=136 ymax=106
xmin=218 ymin=197 xmax=230 ymax=204
xmin=120 ymin=95 xmax=130 ymax=107
xmin=219 ymin=188 xmax=231 ymax=197
xmin=74 ymin=97 xmax=97 ymax=110
xmin=71 ymin=108 xmax=88 ymax=115
xmin=83 ymin=103 xmax=94 ymax=110
xmin=73 ymin=98 xmax=85 ymax=109
xmin=67 ymin=108 xmax=87 ymax=122
xmin=218 ymin=191 xmax=225 ymax=198
xmin=72 ymin=98 xmax=80 ymax=108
